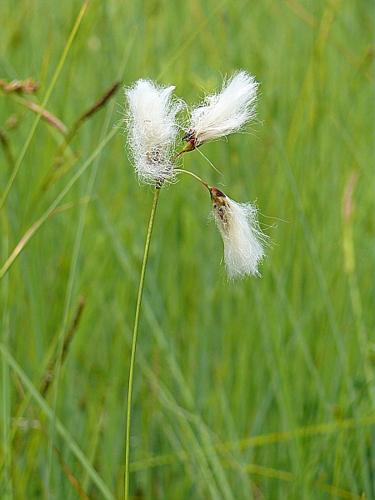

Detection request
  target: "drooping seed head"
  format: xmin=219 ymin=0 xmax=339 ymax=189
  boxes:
xmin=210 ymin=186 xmax=266 ymax=279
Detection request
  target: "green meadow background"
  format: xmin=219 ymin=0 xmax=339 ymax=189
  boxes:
xmin=0 ymin=0 xmax=374 ymax=498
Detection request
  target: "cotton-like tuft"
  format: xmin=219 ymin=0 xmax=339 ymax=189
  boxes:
xmin=210 ymin=187 xmax=266 ymax=279
xmin=125 ymin=79 xmax=182 ymax=185
xmin=184 ymin=70 xmax=258 ymax=149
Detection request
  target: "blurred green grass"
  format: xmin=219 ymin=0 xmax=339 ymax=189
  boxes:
xmin=0 ymin=0 xmax=374 ymax=498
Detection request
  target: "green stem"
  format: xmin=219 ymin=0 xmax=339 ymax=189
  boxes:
xmin=174 ymin=168 xmax=210 ymax=191
xmin=124 ymin=188 xmax=160 ymax=500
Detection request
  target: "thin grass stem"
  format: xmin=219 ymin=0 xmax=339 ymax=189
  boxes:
xmin=174 ymin=168 xmax=210 ymax=190
xmin=124 ymin=187 xmax=160 ymax=500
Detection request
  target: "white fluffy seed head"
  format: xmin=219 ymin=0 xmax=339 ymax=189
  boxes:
xmin=186 ymin=70 xmax=258 ymax=148
xmin=124 ymin=79 xmax=182 ymax=185
xmin=211 ymin=187 xmax=266 ymax=279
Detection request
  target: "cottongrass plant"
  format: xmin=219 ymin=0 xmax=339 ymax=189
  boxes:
xmin=123 ymin=70 xmax=266 ymax=499
xmin=183 ymin=70 xmax=258 ymax=150
xmin=210 ymin=187 xmax=266 ymax=279
xmin=126 ymin=79 xmax=182 ymax=184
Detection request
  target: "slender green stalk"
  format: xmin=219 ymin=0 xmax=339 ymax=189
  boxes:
xmin=1 ymin=212 xmax=12 ymax=499
xmin=124 ymin=188 xmax=160 ymax=500
xmin=174 ymin=168 xmax=210 ymax=190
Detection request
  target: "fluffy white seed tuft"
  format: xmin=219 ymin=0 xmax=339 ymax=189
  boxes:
xmin=211 ymin=187 xmax=266 ymax=279
xmin=125 ymin=79 xmax=182 ymax=185
xmin=185 ymin=70 xmax=258 ymax=148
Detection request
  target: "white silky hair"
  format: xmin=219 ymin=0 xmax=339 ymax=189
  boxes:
xmin=125 ymin=79 xmax=182 ymax=184
xmin=213 ymin=197 xmax=266 ymax=279
xmin=189 ymin=70 xmax=258 ymax=146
